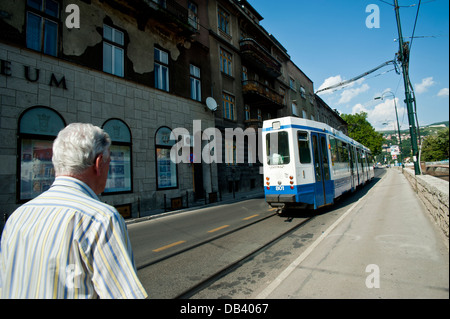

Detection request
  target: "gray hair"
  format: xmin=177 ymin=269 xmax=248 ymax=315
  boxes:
xmin=52 ymin=123 xmax=111 ymax=176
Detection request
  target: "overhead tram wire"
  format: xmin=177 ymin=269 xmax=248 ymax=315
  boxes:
xmin=315 ymin=59 xmax=400 ymax=95
xmin=409 ymin=0 xmax=422 ymax=51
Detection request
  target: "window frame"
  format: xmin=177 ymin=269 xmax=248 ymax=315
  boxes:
xmin=220 ymin=48 xmax=233 ymax=76
xmin=297 ymin=131 xmax=312 ymax=164
xmin=103 ymin=24 xmax=125 ymax=77
xmin=154 ymin=47 xmax=170 ymax=92
xmin=25 ymin=0 xmax=61 ymax=57
xmin=155 ymin=126 xmax=178 ymax=190
xmin=218 ymin=7 xmax=230 ymax=35
xmin=102 ymin=119 xmax=133 ymax=195
xmin=190 ymin=64 xmax=201 ymax=101
xmin=188 ymin=1 xmax=199 ymax=30
xmin=17 ymin=106 xmax=66 ymax=203
xmin=222 ymin=92 xmax=236 ymax=121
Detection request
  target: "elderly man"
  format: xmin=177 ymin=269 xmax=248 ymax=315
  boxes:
xmin=0 ymin=123 xmax=147 ymax=299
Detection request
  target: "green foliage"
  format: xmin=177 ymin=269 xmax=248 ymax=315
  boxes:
xmin=421 ymin=128 xmax=449 ymax=162
xmin=341 ymin=112 xmax=383 ymax=155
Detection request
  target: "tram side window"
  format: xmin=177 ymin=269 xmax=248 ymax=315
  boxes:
xmin=266 ymin=131 xmax=290 ymax=165
xmin=329 ymin=136 xmax=338 ymax=164
xmin=340 ymin=142 xmax=349 ymax=163
xmin=297 ymin=131 xmax=311 ymax=164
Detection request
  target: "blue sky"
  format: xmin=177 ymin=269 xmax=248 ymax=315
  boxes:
xmin=249 ymin=0 xmax=449 ymax=131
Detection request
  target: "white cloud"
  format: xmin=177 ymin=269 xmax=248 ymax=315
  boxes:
xmin=415 ymin=77 xmax=435 ymax=94
xmin=352 ymin=98 xmax=406 ymax=131
xmin=317 ymin=75 xmax=343 ymax=95
xmin=318 ymin=76 xmax=370 ymax=104
xmin=437 ymin=88 xmax=449 ymax=97
xmin=338 ymin=83 xmax=370 ymax=104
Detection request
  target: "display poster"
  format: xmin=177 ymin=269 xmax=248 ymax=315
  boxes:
xmin=104 ymin=144 xmax=132 ymax=193
xmin=20 ymin=139 xmax=55 ymax=200
xmin=157 ymin=147 xmax=177 ymax=189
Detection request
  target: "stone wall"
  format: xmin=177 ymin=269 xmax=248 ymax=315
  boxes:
xmin=401 ymin=167 xmax=449 ymax=238
xmin=0 ymin=43 xmax=217 ymax=218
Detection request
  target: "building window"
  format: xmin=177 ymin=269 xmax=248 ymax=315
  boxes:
xmin=220 ymin=48 xmax=232 ymax=76
xmin=218 ymin=7 xmax=230 ymax=35
xmin=103 ymin=24 xmax=124 ymax=77
xmin=155 ymin=127 xmax=178 ymax=190
xmin=190 ymin=64 xmax=201 ymax=101
xmin=300 ymin=87 xmax=306 ymax=98
xmin=289 ymin=78 xmax=296 ymax=91
xmin=17 ymin=106 xmax=65 ymax=202
xmin=280 ymin=88 xmax=286 ymax=105
xmin=292 ymin=102 xmax=299 ymax=116
xmin=26 ymin=0 xmax=60 ymax=57
xmin=244 ymin=105 xmax=250 ymax=121
xmin=155 ymin=48 xmax=170 ymax=92
xmin=225 ymin=139 xmax=236 ymax=166
xmin=242 ymin=66 xmax=248 ymax=83
xmin=222 ymin=92 xmax=235 ymax=121
xmin=102 ymin=119 xmax=132 ymax=194
xmin=188 ymin=2 xmax=199 ymax=30
xmin=302 ymin=109 xmax=307 ymax=119
xmin=152 ymin=0 xmax=167 ymax=8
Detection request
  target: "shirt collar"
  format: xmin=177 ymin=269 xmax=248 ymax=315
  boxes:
xmin=51 ymin=176 xmax=99 ymax=200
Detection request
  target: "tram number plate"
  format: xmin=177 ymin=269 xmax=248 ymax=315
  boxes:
xmin=275 ymin=185 xmax=284 ymax=191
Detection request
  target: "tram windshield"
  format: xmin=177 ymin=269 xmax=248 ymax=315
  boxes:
xmin=266 ymin=131 xmax=290 ymax=165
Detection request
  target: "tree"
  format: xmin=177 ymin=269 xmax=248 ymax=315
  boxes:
xmin=341 ymin=112 xmax=383 ymax=155
xmin=421 ymin=128 xmax=449 ymax=162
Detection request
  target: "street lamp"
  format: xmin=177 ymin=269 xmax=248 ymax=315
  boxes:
xmin=375 ymin=91 xmax=404 ymax=168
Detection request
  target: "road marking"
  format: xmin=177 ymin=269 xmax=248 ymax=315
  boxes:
xmin=268 ymin=208 xmax=277 ymax=212
xmin=243 ymin=214 xmax=259 ymax=220
xmin=208 ymin=225 xmax=230 ymax=233
xmin=153 ymin=240 xmax=186 ymax=252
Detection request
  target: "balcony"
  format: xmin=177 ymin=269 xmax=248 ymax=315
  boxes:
xmin=244 ymin=118 xmax=263 ymax=130
xmin=140 ymin=0 xmax=197 ymax=36
xmin=240 ymin=39 xmax=282 ymax=78
xmin=242 ymin=80 xmax=285 ymax=109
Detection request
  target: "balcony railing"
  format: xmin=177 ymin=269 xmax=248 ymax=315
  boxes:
xmin=145 ymin=0 xmax=196 ymax=34
xmin=242 ymin=80 xmax=285 ymax=108
xmin=240 ymin=38 xmax=282 ymax=78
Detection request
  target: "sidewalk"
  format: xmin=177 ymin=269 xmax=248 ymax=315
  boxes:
xmin=125 ymin=188 xmax=264 ymax=225
xmin=256 ymin=168 xmax=449 ymax=299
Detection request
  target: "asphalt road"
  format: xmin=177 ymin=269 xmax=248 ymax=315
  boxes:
xmin=128 ymin=169 xmax=380 ymax=298
xmin=127 ymin=168 xmax=449 ymax=299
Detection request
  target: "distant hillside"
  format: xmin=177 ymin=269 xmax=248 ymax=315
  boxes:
xmin=424 ymin=121 xmax=449 ymax=128
xmin=378 ymin=121 xmax=449 ymax=135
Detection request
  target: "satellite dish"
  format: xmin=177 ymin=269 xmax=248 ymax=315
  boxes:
xmin=206 ymin=97 xmax=218 ymax=112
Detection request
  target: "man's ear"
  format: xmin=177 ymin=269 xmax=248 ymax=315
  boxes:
xmin=94 ymin=154 xmax=103 ymax=177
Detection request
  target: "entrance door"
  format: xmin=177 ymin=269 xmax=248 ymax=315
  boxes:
xmin=311 ymin=132 xmax=332 ymax=208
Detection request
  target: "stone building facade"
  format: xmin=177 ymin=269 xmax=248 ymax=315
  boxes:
xmin=0 ymin=0 xmax=347 ymax=218
xmin=0 ymin=0 xmax=217 ymax=217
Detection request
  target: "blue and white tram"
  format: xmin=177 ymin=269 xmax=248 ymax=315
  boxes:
xmin=262 ymin=117 xmax=374 ymax=211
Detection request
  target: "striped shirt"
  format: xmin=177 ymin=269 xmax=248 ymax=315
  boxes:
xmin=0 ymin=177 xmax=147 ymax=299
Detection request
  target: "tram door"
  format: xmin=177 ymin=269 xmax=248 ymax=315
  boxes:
xmin=311 ymin=132 xmax=332 ymax=208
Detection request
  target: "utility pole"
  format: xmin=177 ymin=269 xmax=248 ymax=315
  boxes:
xmin=394 ymin=0 xmax=421 ymax=175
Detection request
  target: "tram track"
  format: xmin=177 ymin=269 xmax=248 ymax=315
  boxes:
xmin=135 ymin=210 xmax=279 ymax=271
xmin=134 ymin=205 xmax=317 ymax=298
xmin=173 ymin=214 xmax=316 ymax=299
xmin=135 ymin=170 xmax=385 ymax=299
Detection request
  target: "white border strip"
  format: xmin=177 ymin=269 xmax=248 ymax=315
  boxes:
xmin=255 ymin=196 xmax=365 ymax=299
